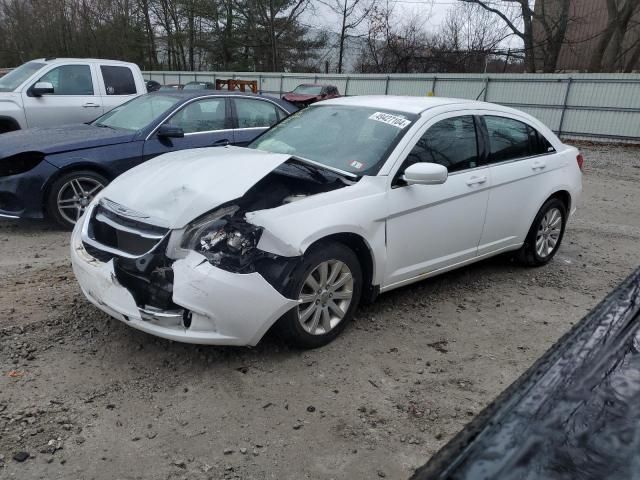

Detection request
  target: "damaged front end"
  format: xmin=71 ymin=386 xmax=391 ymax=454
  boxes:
xmin=71 ymin=159 xmax=353 ymax=345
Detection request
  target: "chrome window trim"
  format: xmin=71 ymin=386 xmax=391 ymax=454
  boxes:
xmin=183 ymin=128 xmax=234 ymax=137
xmin=234 ymin=126 xmax=269 ymax=131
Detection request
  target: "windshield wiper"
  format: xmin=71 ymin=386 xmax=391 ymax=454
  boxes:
xmin=94 ymin=123 xmax=116 ymax=130
xmin=288 ymin=159 xmax=330 ymax=184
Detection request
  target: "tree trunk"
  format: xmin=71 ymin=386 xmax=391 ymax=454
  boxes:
xmin=520 ymin=0 xmax=536 ymax=72
xmin=624 ymin=41 xmax=640 ymax=72
xmin=337 ymin=0 xmax=348 ymax=74
xmin=269 ymin=0 xmax=278 ymax=71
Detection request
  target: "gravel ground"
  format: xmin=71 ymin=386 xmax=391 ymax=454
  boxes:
xmin=0 ymin=143 xmax=638 ymax=480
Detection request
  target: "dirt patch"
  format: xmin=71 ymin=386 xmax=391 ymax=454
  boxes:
xmin=1 ymin=144 xmax=639 ymax=479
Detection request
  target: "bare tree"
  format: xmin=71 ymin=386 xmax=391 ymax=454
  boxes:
xmin=458 ymin=0 xmax=535 ymax=71
xmin=436 ymin=2 xmax=511 ymax=72
xmin=356 ymin=2 xmax=432 ymax=73
xmin=458 ymin=0 xmax=572 ymax=73
xmin=318 ymin=0 xmax=376 ymax=73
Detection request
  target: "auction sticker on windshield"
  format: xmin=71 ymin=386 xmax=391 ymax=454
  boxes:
xmin=369 ymin=112 xmax=411 ymax=129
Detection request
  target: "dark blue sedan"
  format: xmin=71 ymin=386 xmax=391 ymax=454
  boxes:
xmin=0 ymin=91 xmax=297 ymax=228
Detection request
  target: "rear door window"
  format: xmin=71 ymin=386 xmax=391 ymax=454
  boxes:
xmin=100 ymin=66 xmax=137 ymax=95
xmin=38 ymin=64 xmax=94 ymax=95
xmin=484 ymin=116 xmax=549 ymax=163
xmin=234 ymin=98 xmax=282 ymax=128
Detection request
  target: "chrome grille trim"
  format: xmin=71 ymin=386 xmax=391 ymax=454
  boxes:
xmin=81 ymin=202 xmax=170 ymax=260
xmin=95 ymin=211 xmax=165 ymax=240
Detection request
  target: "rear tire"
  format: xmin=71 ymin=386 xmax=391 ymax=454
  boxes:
xmin=278 ymin=242 xmax=362 ymax=349
xmin=46 ymin=170 xmax=108 ymax=230
xmin=517 ymin=198 xmax=567 ymax=267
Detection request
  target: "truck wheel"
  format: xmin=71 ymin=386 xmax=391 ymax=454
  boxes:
xmin=46 ymin=170 xmax=108 ymax=229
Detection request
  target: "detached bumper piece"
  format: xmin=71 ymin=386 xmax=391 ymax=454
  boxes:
xmin=411 ymin=266 xmax=640 ymax=480
xmin=71 ymin=201 xmax=298 ymax=346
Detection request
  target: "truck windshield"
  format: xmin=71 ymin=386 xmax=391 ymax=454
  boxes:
xmin=92 ymin=94 xmax=179 ymax=131
xmin=292 ymin=85 xmax=323 ymax=95
xmin=0 ymin=62 xmax=45 ymax=92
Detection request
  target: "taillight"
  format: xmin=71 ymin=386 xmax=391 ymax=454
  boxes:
xmin=576 ymin=153 xmax=584 ymax=171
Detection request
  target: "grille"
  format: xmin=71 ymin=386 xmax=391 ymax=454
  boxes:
xmin=84 ymin=201 xmax=169 ymax=259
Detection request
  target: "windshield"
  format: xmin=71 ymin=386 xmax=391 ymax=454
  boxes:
xmin=249 ymin=105 xmax=416 ymax=175
xmin=92 ymin=94 xmax=179 ymax=131
xmin=0 ymin=61 xmax=45 ymax=92
xmin=292 ymin=85 xmax=323 ymax=95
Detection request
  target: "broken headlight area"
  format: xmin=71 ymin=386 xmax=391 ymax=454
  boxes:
xmin=180 ymin=205 xmax=271 ymax=273
xmin=111 ymin=239 xmax=179 ymax=311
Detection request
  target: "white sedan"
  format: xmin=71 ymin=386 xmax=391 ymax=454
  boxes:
xmin=71 ymin=96 xmax=583 ymax=348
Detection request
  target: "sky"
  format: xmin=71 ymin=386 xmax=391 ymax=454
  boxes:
xmin=303 ymin=0 xmax=455 ymax=38
xmin=303 ymin=0 xmax=524 ymax=51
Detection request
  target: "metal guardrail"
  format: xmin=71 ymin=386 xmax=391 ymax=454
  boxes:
xmin=144 ymin=71 xmax=640 ymax=142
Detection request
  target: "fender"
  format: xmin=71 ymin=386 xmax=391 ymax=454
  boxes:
xmin=248 ymin=175 xmax=389 ymax=286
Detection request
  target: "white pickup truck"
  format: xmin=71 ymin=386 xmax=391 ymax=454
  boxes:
xmin=0 ymin=58 xmax=146 ymax=133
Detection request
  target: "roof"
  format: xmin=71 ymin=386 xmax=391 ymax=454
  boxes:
xmin=149 ymin=90 xmax=298 ymax=112
xmin=319 ymin=95 xmax=487 ymax=114
xmin=33 ymin=58 xmax=138 ymax=66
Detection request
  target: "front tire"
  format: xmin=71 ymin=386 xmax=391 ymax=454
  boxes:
xmin=46 ymin=170 xmax=108 ymax=229
xmin=517 ymin=198 xmax=567 ymax=266
xmin=278 ymin=242 xmax=362 ymax=348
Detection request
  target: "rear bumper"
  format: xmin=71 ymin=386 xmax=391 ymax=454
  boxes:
xmin=70 ymin=224 xmax=298 ymax=346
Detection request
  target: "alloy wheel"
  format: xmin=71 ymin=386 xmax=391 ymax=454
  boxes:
xmin=535 ymin=207 xmax=563 ymax=258
xmin=56 ymin=177 xmax=104 ymax=225
xmin=297 ymin=260 xmax=354 ymax=335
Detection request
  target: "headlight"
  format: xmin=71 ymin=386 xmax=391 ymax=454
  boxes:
xmin=180 ymin=205 xmax=264 ymax=271
xmin=181 ymin=205 xmax=239 ymax=251
xmin=0 ymin=152 xmax=45 ymax=178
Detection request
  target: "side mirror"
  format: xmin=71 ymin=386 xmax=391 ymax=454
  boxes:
xmin=31 ymin=81 xmax=54 ymax=97
xmin=402 ymin=162 xmax=448 ymax=185
xmin=157 ymin=124 xmax=184 ymax=139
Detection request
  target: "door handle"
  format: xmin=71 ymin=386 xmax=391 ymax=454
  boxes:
xmin=466 ymin=175 xmax=487 ymax=186
xmin=82 ymin=103 xmax=100 ymax=108
xmin=532 ymin=160 xmax=547 ymax=171
xmin=213 ymin=139 xmax=230 ymax=146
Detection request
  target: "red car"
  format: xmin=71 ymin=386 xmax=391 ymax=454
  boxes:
xmin=282 ymin=84 xmax=340 ymax=107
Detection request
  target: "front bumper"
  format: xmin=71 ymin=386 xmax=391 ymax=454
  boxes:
xmin=70 ymin=225 xmax=298 ymax=346
xmin=0 ymin=159 xmax=58 ymax=219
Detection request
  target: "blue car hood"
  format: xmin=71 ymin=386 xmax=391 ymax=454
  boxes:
xmin=0 ymin=124 xmax=137 ymax=159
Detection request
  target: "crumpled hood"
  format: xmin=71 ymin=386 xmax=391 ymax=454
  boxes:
xmin=282 ymin=93 xmax=320 ymax=103
xmin=99 ymin=146 xmax=291 ymax=229
xmin=0 ymin=124 xmax=136 ymax=159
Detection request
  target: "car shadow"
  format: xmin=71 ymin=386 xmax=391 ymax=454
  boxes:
xmin=0 ymin=217 xmax=64 ymax=233
xmin=71 ymin=252 xmax=521 ymax=372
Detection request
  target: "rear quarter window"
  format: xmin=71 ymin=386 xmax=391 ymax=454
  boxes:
xmin=100 ymin=66 xmax=137 ymax=95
